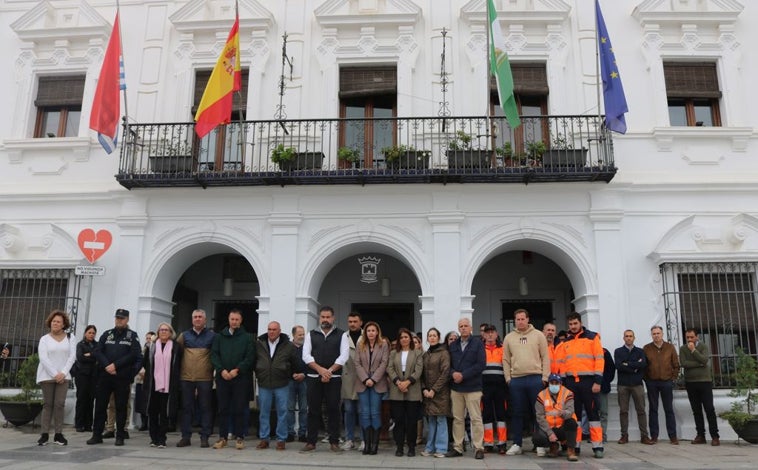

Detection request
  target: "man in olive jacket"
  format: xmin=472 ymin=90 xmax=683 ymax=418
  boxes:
xmin=254 ymin=321 xmax=297 ymax=450
xmin=680 ymin=328 xmax=720 ymax=446
xmin=210 ymin=309 xmax=255 ymax=450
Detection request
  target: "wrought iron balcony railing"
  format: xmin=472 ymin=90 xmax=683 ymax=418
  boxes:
xmin=116 ymin=114 xmax=616 ymax=188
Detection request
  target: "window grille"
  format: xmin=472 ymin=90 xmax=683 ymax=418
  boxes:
xmin=0 ymin=269 xmax=80 ymax=388
xmin=660 ymin=262 xmax=758 ymax=387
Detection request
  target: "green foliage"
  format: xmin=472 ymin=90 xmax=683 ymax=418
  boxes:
xmin=381 ymin=144 xmax=417 ymax=162
xmin=337 ymin=146 xmax=361 ymax=162
xmin=495 ymin=141 xmax=513 ymax=157
xmin=153 ymin=138 xmax=193 ymax=156
xmin=526 ymin=140 xmax=546 ymax=159
xmin=1 ymin=354 xmax=41 ymax=404
xmin=447 ymin=130 xmax=473 ymax=151
xmin=551 ymin=133 xmax=574 ymax=150
xmin=270 ymin=144 xmax=297 ymax=164
xmin=719 ymin=348 xmax=758 ymax=430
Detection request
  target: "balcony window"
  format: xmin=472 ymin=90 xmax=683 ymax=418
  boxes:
xmin=33 ymin=76 xmax=85 ymax=138
xmin=664 ymin=62 xmax=722 ymax=127
xmin=490 ymin=63 xmax=548 ymax=154
xmin=193 ymin=68 xmax=249 ymax=170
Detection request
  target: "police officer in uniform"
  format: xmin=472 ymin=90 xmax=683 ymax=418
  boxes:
xmin=87 ymin=308 xmax=141 ymax=446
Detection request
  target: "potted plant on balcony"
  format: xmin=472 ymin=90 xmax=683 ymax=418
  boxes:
xmin=445 ymin=130 xmax=490 ymax=169
xmin=149 ymin=138 xmax=195 ymax=173
xmin=719 ymin=348 xmax=758 ymax=443
xmin=337 ymin=146 xmax=361 ymax=169
xmin=525 ymin=140 xmax=546 ymax=167
xmin=382 ymin=144 xmax=430 ymax=170
xmin=0 ymin=353 xmax=43 ymax=426
xmin=543 ymin=133 xmax=588 ymax=168
xmin=496 ymin=142 xmax=515 ymax=167
xmin=271 ymin=144 xmax=324 ymax=171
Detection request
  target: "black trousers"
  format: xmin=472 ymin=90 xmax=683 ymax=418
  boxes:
xmin=390 ymin=400 xmax=420 ymax=447
xmin=532 ymin=418 xmax=578 ymax=449
xmin=93 ymin=375 xmax=131 ymax=438
xmin=148 ymin=391 xmax=170 ymax=445
xmin=306 ymin=376 xmax=341 ymax=445
xmin=685 ymin=381 xmax=719 ymax=438
xmin=75 ymin=374 xmax=97 ymax=430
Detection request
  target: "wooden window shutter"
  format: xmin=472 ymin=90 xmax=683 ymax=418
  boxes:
xmin=664 ymin=62 xmax=721 ymax=99
xmin=35 ymin=76 xmax=86 ymax=107
xmin=490 ymin=63 xmax=548 ymax=96
xmin=192 ymin=68 xmax=249 ymax=115
xmin=339 ymin=66 xmax=397 ymax=99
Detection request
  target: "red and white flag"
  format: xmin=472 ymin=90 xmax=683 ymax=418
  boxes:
xmin=89 ymin=12 xmax=126 ymax=154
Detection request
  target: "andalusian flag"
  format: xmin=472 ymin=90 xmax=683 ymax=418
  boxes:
xmin=89 ymin=12 xmax=126 ymax=154
xmin=194 ymin=14 xmax=241 ymax=138
xmin=487 ymin=0 xmax=520 ymax=129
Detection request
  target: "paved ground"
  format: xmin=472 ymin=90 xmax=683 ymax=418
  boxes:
xmin=1 ymin=425 xmax=757 ymax=470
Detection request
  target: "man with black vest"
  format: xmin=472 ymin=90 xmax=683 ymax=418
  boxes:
xmin=299 ymin=306 xmax=349 ymax=453
xmin=87 ymin=308 xmax=142 ymax=447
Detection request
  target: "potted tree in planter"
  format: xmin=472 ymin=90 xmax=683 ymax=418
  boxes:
xmin=149 ymin=138 xmax=195 ymax=173
xmin=543 ymin=133 xmax=588 ymax=168
xmin=525 ymin=140 xmax=546 ymax=167
xmin=496 ymin=142 xmax=515 ymax=167
xmin=271 ymin=144 xmax=324 ymax=171
xmin=382 ymin=144 xmax=430 ymax=170
xmin=337 ymin=146 xmax=361 ymax=169
xmin=0 ymin=353 xmax=43 ymax=426
xmin=719 ymin=348 xmax=758 ymax=443
xmin=445 ymin=130 xmax=490 ymax=169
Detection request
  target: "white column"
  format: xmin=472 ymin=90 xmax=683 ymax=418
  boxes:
xmin=428 ymin=204 xmax=464 ymax=334
xmin=265 ymin=194 xmax=302 ymax=336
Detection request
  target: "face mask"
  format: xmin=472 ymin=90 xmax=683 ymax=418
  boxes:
xmin=548 ymin=384 xmax=561 ymax=394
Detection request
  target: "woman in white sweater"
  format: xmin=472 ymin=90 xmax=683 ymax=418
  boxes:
xmin=36 ymin=309 xmax=77 ymax=446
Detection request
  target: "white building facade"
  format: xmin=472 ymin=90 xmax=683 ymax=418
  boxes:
xmin=1 ymin=0 xmax=757 ymax=423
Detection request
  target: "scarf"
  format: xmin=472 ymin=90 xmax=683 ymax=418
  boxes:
xmin=153 ymin=340 xmax=173 ymax=393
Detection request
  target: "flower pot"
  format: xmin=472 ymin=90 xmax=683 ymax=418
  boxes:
xmin=0 ymin=401 xmax=43 ymax=426
xmin=542 ymin=148 xmax=588 ymax=168
xmin=446 ymin=149 xmax=491 ymax=169
xmin=733 ymin=417 xmax=758 ymax=444
xmin=277 ymin=152 xmax=324 ymax=171
xmin=149 ymin=155 xmax=195 ymax=173
xmin=385 ymin=151 xmax=430 ymax=170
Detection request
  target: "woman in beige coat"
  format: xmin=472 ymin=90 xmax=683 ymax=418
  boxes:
xmin=387 ymin=327 xmax=423 ymax=456
xmin=354 ymin=321 xmax=389 ymax=455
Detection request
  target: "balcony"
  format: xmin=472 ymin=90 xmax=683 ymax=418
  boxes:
xmin=116 ymin=115 xmax=616 ymax=189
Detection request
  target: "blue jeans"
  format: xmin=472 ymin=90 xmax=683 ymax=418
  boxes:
xmin=425 ymin=415 xmax=448 ymax=454
xmin=288 ymin=379 xmax=307 ymax=437
xmin=508 ymin=374 xmax=544 ymax=446
xmin=357 ymin=388 xmax=382 ymax=429
xmin=258 ymin=385 xmax=290 ymax=442
xmin=343 ymin=398 xmax=359 ymax=440
xmin=180 ymin=380 xmax=213 ymax=439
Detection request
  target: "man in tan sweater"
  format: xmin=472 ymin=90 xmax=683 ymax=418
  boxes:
xmin=502 ymin=309 xmax=550 ymax=455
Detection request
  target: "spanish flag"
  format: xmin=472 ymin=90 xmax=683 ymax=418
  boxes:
xmin=194 ymin=14 xmax=241 ymax=138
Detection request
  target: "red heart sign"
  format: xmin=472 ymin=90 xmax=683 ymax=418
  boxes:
xmin=77 ymin=229 xmax=113 ymax=264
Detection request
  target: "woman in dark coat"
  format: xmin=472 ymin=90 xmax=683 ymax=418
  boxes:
xmin=420 ymin=327 xmax=450 ymax=457
xmin=387 ymin=328 xmax=424 ymax=457
xmin=142 ymin=322 xmax=183 ymax=448
xmin=74 ymin=325 xmax=97 ymax=432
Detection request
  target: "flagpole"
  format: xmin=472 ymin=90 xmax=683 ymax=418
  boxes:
xmin=115 ymin=0 xmax=129 ymax=157
xmin=594 ymin=0 xmax=602 ymax=130
xmin=485 ymin=0 xmax=493 ymax=162
xmin=234 ymin=0 xmax=246 ymax=170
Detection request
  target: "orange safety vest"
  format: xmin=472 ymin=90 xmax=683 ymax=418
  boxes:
xmin=537 ymin=386 xmax=577 ymax=429
xmin=547 ymin=341 xmax=560 ymax=375
xmin=483 ymin=343 xmax=505 ymax=377
xmin=557 ymin=327 xmax=604 ymax=379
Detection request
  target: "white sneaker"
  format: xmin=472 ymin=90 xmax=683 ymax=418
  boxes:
xmin=536 ymin=446 xmax=546 ymax=457
xmin=420 ymin=450 xmax=433 ymax=457
xmin=340 ymin=439 xmax=354 ymax=451
xmin=357 ymin=441 xmax=365 ymax=452
xmin=321 ymin=436 xmax=330 ymax=443
xmin=434 ymin=452 xmax=446 ymax=458
xmin=506 ymin=443 xmax=523 ymax=455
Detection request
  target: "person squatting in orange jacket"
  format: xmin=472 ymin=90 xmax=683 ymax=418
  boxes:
xmin=533 ymin=374 xmax=579 ymax=461
xmin=481 ymin=325 xmax=507 ymax=454
xmin=555 ymin=312 xmax=605 ymax=459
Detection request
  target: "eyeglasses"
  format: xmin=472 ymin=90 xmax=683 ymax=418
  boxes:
xmin=158 ymin=328 xmax=170 ymax=332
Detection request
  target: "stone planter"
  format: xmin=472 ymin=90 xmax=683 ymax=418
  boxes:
xmin=149 ymin=155 xmax=195 ymax=173
xmin=385 ymin=151 xmax=430 ymax=170
xmin=733 ymin=418 xmax=758 ymax=444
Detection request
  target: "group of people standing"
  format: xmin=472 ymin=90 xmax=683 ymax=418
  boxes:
xmin=25 ymin=304 xmax=721 ymax=463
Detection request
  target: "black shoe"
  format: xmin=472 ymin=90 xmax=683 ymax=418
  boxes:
xmin=287 ymin=434 xmax=295 ymax=443
xmin=122 ymin=430 xmax=130 ymax=439
xmin=407 ymin=446 xmax=416 ymax=457
xmin=115 ymin=437 xmax=125 ymax=446
xmin=138 ymin=425 xmax=148 ymax=431
xmin=298 ymin=435 xmax=308 ymax=443
xmin=200 ymin=437 xmax=210 ymax=448
xmin=176 ymin=438 xmax=191 ymax=447
xmin=37 ymin=433 xmax=49 ymax=446
xmin=445 ymin=449 xmax=463 ymax=457
xmin=102 ymin=431 xmax=115 ymax=439
xmin=75 ymin=427 xmax=85 ymax=433
xmin=475 ymin=449 xmax=485 ymax=459
xmin=53 ymin=433 xmax=68 ymax=446
xmin=395 ymin=447 xmax=404 ymax=457
xmin=86 ymin=436 xmax=103 ymax=445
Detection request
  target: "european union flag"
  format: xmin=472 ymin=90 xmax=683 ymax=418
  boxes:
xmin=596 ymin=0 xmax=628 ymax=134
